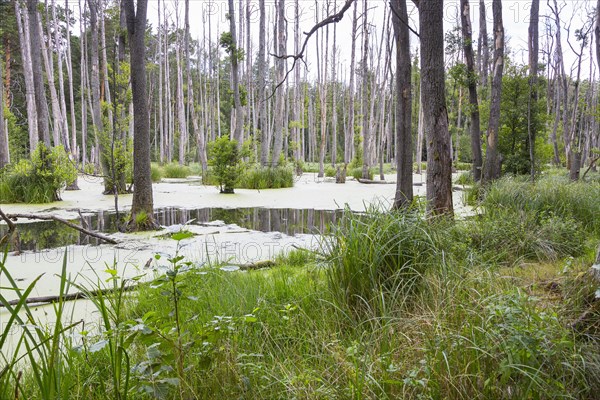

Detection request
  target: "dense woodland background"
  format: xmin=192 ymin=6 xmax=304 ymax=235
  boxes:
xmin=0 ymin=0 xmax=599 ymax=217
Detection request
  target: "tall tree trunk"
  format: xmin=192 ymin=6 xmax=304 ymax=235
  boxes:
xmin=64 ymin=0 xmax=77 ymax=157
xmin=596 ymin=0 xmax=600 ymax=75
xmin=26 ymin=0 xmax=50 ymax=146
xmin=228 ymin=0 xmax=243 ymax=144
xmin=89 ymin=0 xmax=112 ymax=192
xmin=331 ymin=17 xmax=338 ymax=167
xmin=391 ymin=0 xmax=412 ymax=208
xmin=345 ymin=0 xmax=358 ymax=164
xmin=361 ymin=0 xmax=370 ymax=179
xmin=0 ymin=59 xmax=8 ymax=168
xmin=15 ymin=0 xmax=38 ymax=153
xmin=460 ymin=0 xmax=483 ymax=182
xmin=52 ymin=0 xmax=70 ymax=152
xmin=176 ymin=30 xmax=187 ymax=165
xmin=39 ymin=11 xmax=64 ymax=148
xmin=258 ymin=0 xmax=269 ymax=165
xmin=272 ymin=0 xmax=286 ymax=166
xmin=527 ymin=0 xmax=540 ymax=181
xmin=483 ymin=0 xmax=504 ymax=182
xmin=417 ymin=0 xmax=453 ymax=216
xmin=124 ymin=0 xmax=157 ymax=230
xmin=479 ymin=0 xmax=489 ymax=88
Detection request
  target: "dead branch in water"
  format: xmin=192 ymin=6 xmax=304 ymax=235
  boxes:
xmin=3 ymin=212 xmax=118 ymax=245
xmin=0 ymin=284 xmax=137 ymax=307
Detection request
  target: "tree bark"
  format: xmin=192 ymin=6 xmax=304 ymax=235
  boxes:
xmin=479 ymin=0 xmax=489 ymax=88
xmin=596 ymin=0 xmax=600 ymax=76
xmin=123 ymin=0 xmax=157 ymax=230
xmin=345 ymin=1 xmax=358 ymax=164
xmin=26 ymin=0 xmax=51 ymax=146
xmin=0 ymin=58 xmax=8 ymax=168
xmin=272 ymin=0 xmax=286 ymax=166
xmin=417 ymin=0 xmax=453 ymax=216
xmin=460 ymin=0 xmax=483 ymax=182
xmin=391 ymin=0 xmax=413 ymax=208
xmin=361 ymin=0 xmax=370 ymax=179
xmin=258 ymin=0 xmax=269 ymax=166
xmin=483 ymin=0 xmax=504 ymax=182
xmin=14 ymin=0 xmax=38 ymax=153
xmin=228 ymin=0 xmax=243 ymax=145
xmin=528 ymin=0 xmax=540 ymax=181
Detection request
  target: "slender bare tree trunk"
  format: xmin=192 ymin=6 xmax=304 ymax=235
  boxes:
xmin=361 ymin=0 xmax=370 ymax=179
xmin=483 ymin=0 xmax=504 ymax=182
xmin=596 ymin=0 xmax=600 ymax=75
xmin=15 ymin=0 xmax=38 ymax=153
xmin=27 ymin=0 xmax=51 ymax=146
xmin=228 ymin=0 xmax=243 ymax=144
xmin=344 ymin=1 xmax=358 ymax=164
xmin=316 ymin=1 xmax=329 ymax=177
xmin=527 ymin=0 xmax=540 ymax=181
xmin=258 ymin=0 xmax=269 ymax=165
xmin=479 ymin=0 xmax=489 ymax=88
xmin=176 ymin=22 xmax=187 ymax=165
xmin=272 ymin=0 xmax=286 ymax=166
xmin=391 ymin=0 xmax=412 ymax=208
xmin=0 ymin=59 xmax=8 ymax=168
xmin=51 ymin=0 xmax=70 ymax=152
xmin=417 ymin=0 xmax=453 ymax=216
xmin=331 ymin=16 xmax=338 ymax=167
xmin=460 ymin=0 xmax=483 ymax=181
xmin=64 ymin=0 xmax=77 ymax=157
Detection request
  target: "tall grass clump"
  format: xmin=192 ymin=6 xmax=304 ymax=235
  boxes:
xmin=0 ymin=144 xmax=77 ymax=203
xmin=239 ymin=165 xmax=294 ymax=189
xmin=162 ymin=163 xmax=191 ymax=179
xmin=150 ymin=164 xmax=163 ymax=182
xmin=322 ymin=207 xmax=438 ymax=316
xmin=482 ymin=176 xmax=600 ymax=234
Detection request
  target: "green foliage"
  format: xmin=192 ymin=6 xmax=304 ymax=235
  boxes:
xmin=324 ymin=165 xmax=336 ymax=178
xmin=238 ymin=165 xmax=295 ymax=189
xmin=350 ymin=167 xmax=373 ymax=180
xmin=322 ymin=207 xmax=437 ymax=316
xmin=208 ymin=136 xmax=241 ymax=193
xmin=162 ymin=163 xmax=191 ymax=179
xmin=455 ymin=171 xmax=474 ymax=185
xmin=3 ymin=106 xmax=28 ymax=163
xmin=0 ymin=144 xmax=77 ymax=203
xmin=482 ymin=176 xmax=600 ymax=234
xmin=151 ymin=164 xmax=163 ymax=182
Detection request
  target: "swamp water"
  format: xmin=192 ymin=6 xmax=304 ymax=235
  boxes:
xmin=0 ymin=207 xmax=345 ymax=251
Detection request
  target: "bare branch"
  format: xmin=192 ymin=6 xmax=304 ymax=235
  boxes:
xmin=269 ymin=0 xmax=357 ymax=95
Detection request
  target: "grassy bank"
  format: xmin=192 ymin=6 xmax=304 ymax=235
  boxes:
xmin=1 ymin=176 xmax=599 ymax=399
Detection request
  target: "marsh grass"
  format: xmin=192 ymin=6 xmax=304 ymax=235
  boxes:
xmin=238 ymin=166 xmax=295 ymax=189
xmin=1 ymin=176 xmax=599 ymax=398
xmin=162 ymin=163 xmax=191 ymax=179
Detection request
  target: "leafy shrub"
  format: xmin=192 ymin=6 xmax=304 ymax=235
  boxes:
xmin=239 ymin=166 xmax=294 ymax=189
xmin=208 ymin=136 xmax=241 ymax=193
xmin=0 ymin=144 xmax=77 ymax=203
xmin=150 ymin=164 xmax=163 ymax=182
xmin=350 ymin=167 xmax=373 ymax=181
xmin=454 ymin=161 xmax=472 ymax=171
xmin=422 ymin=290 xmax=591 ymax=399
xmin=455 ymin=171 xmax=474 ymax=185
xmin=322 ymin=207 xmax=437 ymax=316
xmin=325 ymin=165 xmax=336 ymax=178
xmin=163 ymin=163 xmax=191 ymax=179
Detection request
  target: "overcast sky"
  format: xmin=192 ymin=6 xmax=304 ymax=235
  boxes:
xmin=118 ymin=1 xmax=597 ymax=80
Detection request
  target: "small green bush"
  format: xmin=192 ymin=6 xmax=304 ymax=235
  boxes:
xmin=208 ymin=137 xmax=242 ymax=193
xmin=0 ymin=144 xmax=77 ymax=203
xmin=454 ymin=161 xmax=472 ymax=171
xmin=324 ymin=165 xmax=336 ymax=178
xmin=238 ymin=165 xmax=294 ymax=189
xmin=150 ymin=164 xmax=163 ymax=182
xmin=350 ymin=167 xmax=373 ymax=181
xmin=163 ymin=163 xmax=191 ymax=179
xmin=455 ymin=171 xmax=474 ymax=185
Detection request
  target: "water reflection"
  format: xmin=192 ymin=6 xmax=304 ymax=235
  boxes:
xmin=0 ymin=207 xmax=344 ymax=251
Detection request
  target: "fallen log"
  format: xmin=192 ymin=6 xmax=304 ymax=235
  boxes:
xmin=1 ymin=284 xmax=137 ymax=307
xmin=4 ymin=213 xmax=118 ymax=245
xmin=357 ymin=179 xmax=396 ymax=185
